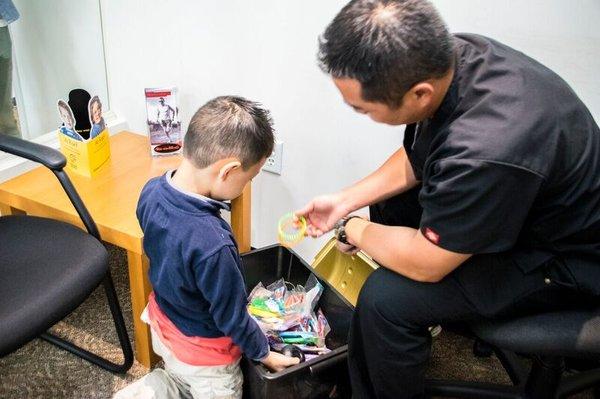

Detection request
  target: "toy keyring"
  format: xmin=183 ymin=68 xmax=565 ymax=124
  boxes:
xmin=278 ymin=212 xmax=307 ymax=247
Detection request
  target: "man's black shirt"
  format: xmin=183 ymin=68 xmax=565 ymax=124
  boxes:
xmin=404 ymin=34 xmax=600 ymax=279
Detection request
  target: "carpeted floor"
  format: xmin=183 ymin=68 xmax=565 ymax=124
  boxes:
xmin=0 ymin=245 xmax=594 ymax=398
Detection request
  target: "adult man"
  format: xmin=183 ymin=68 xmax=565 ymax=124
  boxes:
xmin=296 ymin=0 xmax=600 ymax=398
xmin=156 ymin=97 xmax=176 ymax=142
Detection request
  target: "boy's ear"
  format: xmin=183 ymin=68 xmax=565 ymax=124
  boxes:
xmin=218 ymin=159 xmax=242 ymax=180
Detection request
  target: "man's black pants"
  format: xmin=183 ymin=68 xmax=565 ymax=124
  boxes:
xmin=348 ymin=188 xmax=597 ymax=399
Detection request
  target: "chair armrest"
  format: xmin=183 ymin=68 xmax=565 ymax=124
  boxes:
xmin=52 ymin=170 xmax=101 ymax=240
xmin=0 ymin=133 xmax=101 ymax=240
xmin=0 ymin=133 xmax=66 ymax=171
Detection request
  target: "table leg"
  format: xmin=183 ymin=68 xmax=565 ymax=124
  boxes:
xmin=231 ymin=183 xmax=251 ymax=253
xmin=126 ymin=250 xmax=159 ymax=368
xmin=0 ymin=203 xmax=26 ymax=216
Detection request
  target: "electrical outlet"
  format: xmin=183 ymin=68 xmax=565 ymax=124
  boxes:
xmin=262 ymin=141 xmax=283 ymax=175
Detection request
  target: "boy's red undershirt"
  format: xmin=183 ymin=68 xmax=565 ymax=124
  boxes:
xmin=147 ymin=292 xmax=242 ymax=366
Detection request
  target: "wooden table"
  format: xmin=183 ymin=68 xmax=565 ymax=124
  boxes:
xmin=0 ymin=131 xmax=252 ymax=368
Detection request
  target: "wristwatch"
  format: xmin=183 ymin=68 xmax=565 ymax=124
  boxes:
xmin=334 ymin=215 xmax=361 ymax=245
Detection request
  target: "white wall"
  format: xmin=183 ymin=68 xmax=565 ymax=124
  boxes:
xmin=436 ymin=0 xmax=600 ymax=121
xmin=10 ymin=0 xmax=108 ymax=139
xmin=101 ymin=0 xmax=600 ymax=262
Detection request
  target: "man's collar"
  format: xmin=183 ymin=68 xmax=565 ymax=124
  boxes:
xmin=432 ymin=45 xmax=463 ymax=124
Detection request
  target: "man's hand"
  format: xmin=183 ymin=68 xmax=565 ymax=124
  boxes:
xmin=336 ymin=240 xmax=360 ymax=255
xmin=261 ymin=350 xmax=300 ymax=372
xmin=295 ymin=193 xmax=349 ymax=237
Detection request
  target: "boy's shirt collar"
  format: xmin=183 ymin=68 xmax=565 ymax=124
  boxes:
xmin=165 ymin=170 xmax=231 ymax=212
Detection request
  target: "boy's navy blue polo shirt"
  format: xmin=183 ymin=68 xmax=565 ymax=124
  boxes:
xmin=404 ymin=34 xmax=600 ymax=291
xmin=136 ymin=171 xmax=269 ymax=361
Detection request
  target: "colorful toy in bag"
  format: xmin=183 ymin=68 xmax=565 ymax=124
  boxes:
xmin=248 ymin=274 xmax=331 ymax=363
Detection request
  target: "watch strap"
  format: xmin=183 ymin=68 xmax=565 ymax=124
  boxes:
xmin=335 ymin=215 xmax=361 ymax=245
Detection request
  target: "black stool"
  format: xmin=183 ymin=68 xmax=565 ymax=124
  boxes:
xmin=426 ymin=309 xmax=600 ymax=398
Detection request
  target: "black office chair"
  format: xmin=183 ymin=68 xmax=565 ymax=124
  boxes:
xmin=425 ymin=309 xmax=600 ymax=398
xmin=0 ymin=134 xmax=133 ymax=373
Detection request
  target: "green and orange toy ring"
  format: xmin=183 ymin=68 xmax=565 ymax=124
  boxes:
xmin=278 ymin=212 xmax=307 ymax=247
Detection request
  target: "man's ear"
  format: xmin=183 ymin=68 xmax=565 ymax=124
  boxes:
xmin=218 ymin=160 xmax=242 ymax=180
xmin=411 ymin=82 xmax=435 ymax=102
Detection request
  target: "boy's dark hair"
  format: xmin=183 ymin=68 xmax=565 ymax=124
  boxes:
xmin=184 ymin=96 xmax=275 ymax=170
xmin=318 ymin=0 xmax=453 ymax=107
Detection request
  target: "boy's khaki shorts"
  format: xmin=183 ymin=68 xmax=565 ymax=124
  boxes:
xmin=113 ymin=307 xmax=243 ymax=399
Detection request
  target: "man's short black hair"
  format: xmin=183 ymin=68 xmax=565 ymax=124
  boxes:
xmin=318 ymin=0 xmax=453 ymax=107
xmin=184 ymin=96 xmax=275 ymax=170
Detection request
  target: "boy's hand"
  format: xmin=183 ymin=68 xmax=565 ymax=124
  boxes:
xmin=260 ymin=350 xmax=300 ymax=372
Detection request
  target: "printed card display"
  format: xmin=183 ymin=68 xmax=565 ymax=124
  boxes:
xmin=57 ymin=93 xmax=111 ymax=178
xmin=145 ymin=87 xmax=182 ymax=156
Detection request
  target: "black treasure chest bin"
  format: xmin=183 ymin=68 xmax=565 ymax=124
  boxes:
xmin=240 ymin=241 xmax=378 ymax=399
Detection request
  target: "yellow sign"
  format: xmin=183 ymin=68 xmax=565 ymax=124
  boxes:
xmin=58 ymin=129 xmax=111 ymax=177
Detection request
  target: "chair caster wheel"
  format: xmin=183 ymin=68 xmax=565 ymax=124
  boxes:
xmin=473 ymin=339 xmax=493 ymax=358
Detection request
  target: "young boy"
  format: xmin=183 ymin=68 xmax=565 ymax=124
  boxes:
xmin=115 ymin=96 xmax=298 ymax=399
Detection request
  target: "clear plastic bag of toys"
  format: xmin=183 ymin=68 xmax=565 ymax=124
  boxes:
xmin=247 ymin=274 xmax=331 ymax=355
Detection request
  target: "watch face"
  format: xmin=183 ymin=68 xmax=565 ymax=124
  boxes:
xmin=334 ymin=221 xmax=343 ymax=239
xmin=334 ymin=220 xmax=342 ymax=234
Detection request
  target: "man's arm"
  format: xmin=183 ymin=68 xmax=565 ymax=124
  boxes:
xmin=344 ymin=218 xmax=471 ymax=282
xmin=338 ymin=146 xmax=419 ymax=212
xmin=297 ymin=146 xmax=420 ymax=236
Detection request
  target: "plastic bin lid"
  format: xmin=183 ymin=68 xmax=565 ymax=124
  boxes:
xmin=311 ymin=238 xmax=379 ymax=306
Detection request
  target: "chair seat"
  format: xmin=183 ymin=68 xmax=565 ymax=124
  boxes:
xmin=0 ymin=215 xmax=108 ymax=356
xmin=471 ymin=309 xmax=600 ymax=359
